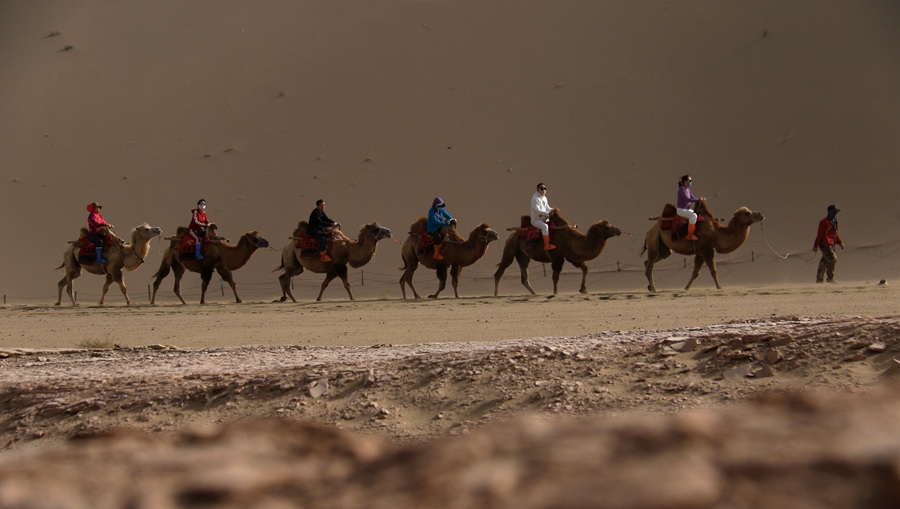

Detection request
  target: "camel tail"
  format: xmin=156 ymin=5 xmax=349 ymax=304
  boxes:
xmin=54 ymin=262 xmax=64 ymax=270
xmin=272 ymin=260 xmax=284 ymax=273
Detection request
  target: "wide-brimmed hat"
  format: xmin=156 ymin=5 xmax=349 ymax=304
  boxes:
xmin=827 ymin=204 xmax=840 ymax=213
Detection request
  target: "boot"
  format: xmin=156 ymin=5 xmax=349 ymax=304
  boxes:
xmin=432 ymin=244 xmax=444 ymax=261
xmin=543 ymin=235 xmax=556 ymax=250
xmin=319 ymin=250 xmax=332 ymax=262
xmin=194 ymin=242 xmax=204 ymax=260
xmin=686 ymin=223 xmax=699 ymax=241
xmin=95 ymin=247 xmax=107 ymax=264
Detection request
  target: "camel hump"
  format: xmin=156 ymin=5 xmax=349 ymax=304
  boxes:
xmin=661 ymin=203 xmax=677 ymax=218
xmin=293 ymin=221 xmax=309 ymax=238
xmin=175 ymin=226 xmax=189 ymax=236
xmin=79 ymin=227 xmax=90 ymax=238
xmin=409 ymin=217 xmax=428 ymax=233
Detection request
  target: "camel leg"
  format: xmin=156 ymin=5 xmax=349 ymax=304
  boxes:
xmin=216 ymin=267 xmax=241 ymax=303
xmin=399 ymin=256 xmax=421 ymax=300
xmin=56 ymin=268 xmax=80 ymax=306
xmin=644 ymin=258 xmax=657 ymax=293
xmin=705 ymin=253 xmax=722 ymax=290
xmin=550 ymin=259 xmax=565 ymax=295
xmin=493 ymin=238 xmax=520 ymax=296
xmin=428 ymin=265 xmax=449 ymax=299
xmin=199 ymin=268 xmax=216 ymax=304
xmin=338 ymin=266 xmax=354 ymax=300
xmin=515 ymin=251 xmax=537 ymax=295
xmin=317 ymin=272 xmax=339 ymax=301
xmin=170 ymin=263 xmax=187 ymax=305
xmin=278 ymin=268 xmax=302 ymax=303
xmin=574 ymin=261 xmax=589 ymax=294
xmin=450 ymin=264 xmax=461 ymax=299
xmin=684 ymin=253 xmax=705 ymax=290
xmin=643 ymin=239 xmax=669 ymax=293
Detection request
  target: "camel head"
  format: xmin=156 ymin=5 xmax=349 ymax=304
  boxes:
xmin=588 ymin=220 xmax=622 ymax=239
xmin=133 ymin=223 xmax=163 ymax=240
xmin=362 ymin=222 xmax=392 ymax=241
xmin=732 ymin=207 xmax=765 ymax=227
xmin=241 ymin=231 xmax=270 ymax=249
xmin=474 ymin=223 xmax=500 ymax=243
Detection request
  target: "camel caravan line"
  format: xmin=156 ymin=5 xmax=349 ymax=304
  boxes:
xmin=55 ymin=200 xmax=764 ymax=305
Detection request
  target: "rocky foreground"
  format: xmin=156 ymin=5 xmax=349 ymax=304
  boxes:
xmin=1 ymin=315 xmax=899 ymax=508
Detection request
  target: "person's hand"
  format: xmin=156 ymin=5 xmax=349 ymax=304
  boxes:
xmin=839 ymin=242 xmax=845 ymax=249
xmin=450 ymin=218 xmax=457 ymax=223
xmin=108 ymin=224 xmax=115 ymax=229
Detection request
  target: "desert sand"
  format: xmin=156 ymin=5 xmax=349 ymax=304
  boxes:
xmin=2 ymin=1 xmax=900 ymax=507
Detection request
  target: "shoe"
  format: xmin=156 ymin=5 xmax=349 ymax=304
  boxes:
xmin=542 ymin=235 xmax=556 ymax=251
xmin=686 ymin=223 xmax=699 ymax=241
xmin=432 ymin=244 xmax=444 ymax=261
xmin=194 ymin=243 xmax=204 ymax=260
xmin=95 ymin=247 xmax=107 ymax=264
xmin=319 ymin=252 xmax=332 ymax=262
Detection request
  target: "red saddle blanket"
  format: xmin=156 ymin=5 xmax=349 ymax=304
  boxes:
xmin=76 ymin=236 xmax=113 ymax=262
xmin=295 ymin=233 xmax=333 ymax=258
xmin=178 ymin=232 xmax=207 ymax=260
xmin=518 ymin=216 xmax=559 ymax=244
xmin=659 ymin=205 xmax=704 ymax=238
xmin=415 ymin=230 xmax=438 ymax=257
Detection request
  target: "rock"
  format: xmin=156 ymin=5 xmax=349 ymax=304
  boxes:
xmin=308 ymin=379 xmax=329 ymax=398
xmin=754 ymin=365 xmax=775 ymax=378
xmin=724 ymin=364 xmax=754 ymax=379
xmin=867 ymin=343 xmax=887 ymax=353
xmin=765 ymin=349 xmax=783 ymax=364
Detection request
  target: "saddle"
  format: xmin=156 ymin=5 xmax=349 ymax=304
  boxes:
xmin=659 ymin=204 xmax=704 ymax=240
xmin=518 ymin=215 xmax=559 ymax=245
xmin=414 ymin=230 xmax=439 ymax=258
xmin=76 ymin=235 xmax=114 ymax=264
xmin=178 ymin=231 xmax=208 ymax=261
xmin=295 ymin=232 xmax=334 ymax=258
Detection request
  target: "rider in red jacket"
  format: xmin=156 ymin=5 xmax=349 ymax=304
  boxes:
xmin=86 ymin=202 xmax=114 ymax=264
xmin=188 ymin=199 xmax=210 ymax=259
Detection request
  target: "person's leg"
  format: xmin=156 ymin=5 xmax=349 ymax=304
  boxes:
xmin=824 ymin=246 xmax=838 ymax=282
xmin=190 ymin=230 xmax=204 ymax=259
xmin=677 ymin=208 xmax=699 ymax=240
xmin=318 ymin=234 xmax=332 ymax=262
xmin=532 ymin=220 xmax=555 ymax=250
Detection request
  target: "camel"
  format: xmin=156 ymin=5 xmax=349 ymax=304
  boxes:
xmin=399 ymin=219 xmax=500 ymax=299
xmin=55 ymin=223 xmax=163 ymax=306
xmin=276 ymin=221 xmax=393 ymax=302
xmin=641 ymin=198 xmax=765 ymax=292
xmin=150 ymin=229 xmax=270 ymax=304
xmin=493 ymin=210 xmax=622 ymax=296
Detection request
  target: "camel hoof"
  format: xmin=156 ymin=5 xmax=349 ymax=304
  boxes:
xmin=427 ymin=294 xmax=437 ymax=299
xmin=279 ymin=296 xmax=287 ymax=302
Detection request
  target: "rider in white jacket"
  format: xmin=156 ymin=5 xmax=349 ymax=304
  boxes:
xmin=530 ymin=183 xmax=556 ymax=250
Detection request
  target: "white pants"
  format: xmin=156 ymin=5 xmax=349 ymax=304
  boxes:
xmin=676 ymin=208 xmax=697 ymax=225
xmin=531 ymin=219 xmax=549 ymax=236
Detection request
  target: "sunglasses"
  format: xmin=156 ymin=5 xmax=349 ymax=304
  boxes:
xmin=539 ymin=187 xmax=547 ymax=191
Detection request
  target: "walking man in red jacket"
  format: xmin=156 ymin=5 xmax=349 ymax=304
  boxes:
xmin=813 ymin=204 xmax=845 ymax=283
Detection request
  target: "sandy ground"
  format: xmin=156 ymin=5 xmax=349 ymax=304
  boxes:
xmin=0 ymin=286 xmax=899 ymax=507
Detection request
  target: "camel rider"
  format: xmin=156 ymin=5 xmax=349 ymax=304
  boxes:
xmin=86 ymin=202 xmax=115 ymax=264
xmin=427 ymin=197 xmax=456 ymax=260
xmin=189 ymin=199 xmax=210 ymax=260
xmin=309 ymin=199 xmax=340 ymax=262
xmin=676 ymin=175 xmax=704 ymax=241
xmin=530 ymin=183 xmax=556 ymax=250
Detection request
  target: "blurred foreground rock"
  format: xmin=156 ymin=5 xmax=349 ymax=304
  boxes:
xmin=2 ymin=387 xmax=900 ymax=509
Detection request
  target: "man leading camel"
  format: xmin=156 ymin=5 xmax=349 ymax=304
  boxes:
xmin=309 ymin=199 xmax=340 ymax=262
xmin=531 ymin=183 xmax=556 ymax=250
xmin=813 ymin=204 xmax=845 ymax=283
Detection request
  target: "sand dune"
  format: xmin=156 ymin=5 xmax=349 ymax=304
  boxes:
xmin=1 ymin=1 xmax=899 ymax=302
